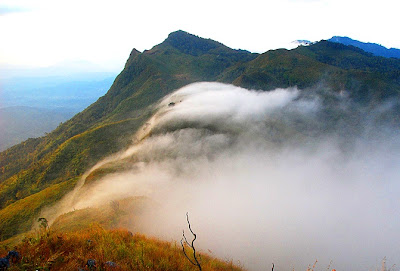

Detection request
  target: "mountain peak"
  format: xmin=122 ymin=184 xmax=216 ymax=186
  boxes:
xmin=161 ymin=30 xmax=223 ymax=56
xmin=166 ymin=30 xmax=193 ymax=39
xmin=329 ymin=36 xmax=400 ymax=59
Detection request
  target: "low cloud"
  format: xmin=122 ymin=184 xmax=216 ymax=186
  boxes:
xmin=60 ymin=82 xmax=400 ymax=270
xmin=0 ymin=6 xmax=29 ymax=16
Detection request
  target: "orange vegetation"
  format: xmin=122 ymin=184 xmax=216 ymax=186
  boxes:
xmin=0 ymin=225 xmax=244 ymax=271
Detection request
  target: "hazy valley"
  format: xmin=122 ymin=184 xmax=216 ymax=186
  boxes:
xmin=0 ymin=74 xmax=116 ymax=151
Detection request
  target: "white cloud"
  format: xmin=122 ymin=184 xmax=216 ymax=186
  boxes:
xmin=0 ymin=0 xmax=399 ymax=68
xmin=55 ymin=82 xmax=400 ymax=271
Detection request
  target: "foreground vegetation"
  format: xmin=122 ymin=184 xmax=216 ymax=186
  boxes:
xmin=0 ymin=225 xmax=244 ymax=271
xmin=0 ymin=198 xmax=243 ymax=271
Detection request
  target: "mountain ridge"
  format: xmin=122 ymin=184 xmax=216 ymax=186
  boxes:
xmin=161 ymin=30 xmax=223 ymax=56
xmin=329 ymin=36 xmax=400 ymax=59
xmin=0 ymin=30 xmax=400 ymax=241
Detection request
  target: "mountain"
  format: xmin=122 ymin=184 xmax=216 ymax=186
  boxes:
xmin=0 ymin=30 xmax=400 ymax=248
xmin=329 ymin=36 xmax=400 ymax=59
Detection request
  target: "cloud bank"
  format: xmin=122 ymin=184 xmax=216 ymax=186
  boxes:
xmin=65 ymin=82 xmax=400 ymax=270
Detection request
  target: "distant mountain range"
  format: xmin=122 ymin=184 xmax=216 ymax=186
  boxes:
xmin=0 ymin=106 xmax=75 ymax=151
xmin=1 ymin=74 xmax=116 ymax=110
xmin=0 ymin=74 xmax=116 ymax=151
xmin=329 ymin=36 xmax=400 ymax=59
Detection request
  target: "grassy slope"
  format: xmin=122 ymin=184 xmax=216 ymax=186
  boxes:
xmin=0 ymin=118 xmax=147 ymax=209
xmin=0 ymin=179 xmax=78 ymax=240
xmin=0 ymin=227 xmax=244 ymax=271
xmin=1 ymin=197 xmax=244 ymax=270
xmin=0 ymin=31 xmax=400 ymax=243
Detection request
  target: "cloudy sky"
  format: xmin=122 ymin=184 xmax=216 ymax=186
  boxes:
xmin=1 ymin=0 xmax=399 ymax=71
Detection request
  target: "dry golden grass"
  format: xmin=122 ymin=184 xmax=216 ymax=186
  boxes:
xmin=0 ymin=225 xmax=244 ymax=271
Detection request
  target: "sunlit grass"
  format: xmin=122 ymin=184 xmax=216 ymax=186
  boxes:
xmin=0 ymin=225 xmax=244 ymax=271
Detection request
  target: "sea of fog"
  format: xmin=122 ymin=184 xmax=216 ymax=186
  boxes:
xmin=51 ymin=82 xmax=400 ymax=271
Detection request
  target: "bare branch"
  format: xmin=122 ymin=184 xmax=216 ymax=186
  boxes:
xmin=186 ymin=212 xmax=196 ymax=238
xmin=180 ymin=238 xmax=197 ymax=266
xmin=181 ymin=212 xmax=202 ymax=271
xmin=182 ymin=230 xmax=191 ymax=247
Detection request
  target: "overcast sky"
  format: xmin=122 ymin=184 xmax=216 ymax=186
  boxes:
xmin=1 ymin=0 xmax=399 ymax=72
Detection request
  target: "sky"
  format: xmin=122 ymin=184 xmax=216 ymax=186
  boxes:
xmin=1 ymin=0 xmax=399 ymax=73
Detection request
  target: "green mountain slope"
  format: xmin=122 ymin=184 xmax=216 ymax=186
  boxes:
xmin=0 ymin=30 xmax=400 ymax=240
xmin=0 ymin=31 xmax=257 ymax=204
xmin=221 ymin=41 xmax=400 ymax=101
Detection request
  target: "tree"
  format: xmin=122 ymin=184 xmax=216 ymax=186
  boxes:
xmin=38 ymin=217 xmax=48 ymax=230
